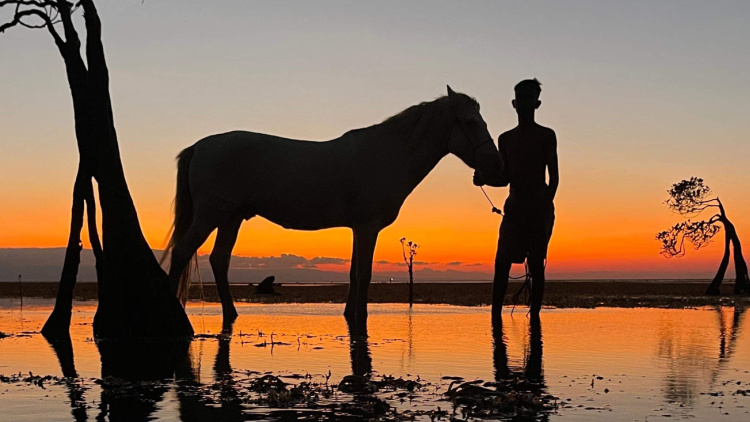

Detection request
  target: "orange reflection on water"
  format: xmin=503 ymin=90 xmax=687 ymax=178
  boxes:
xmin=0 ymin=300 xmax=749 ymax=421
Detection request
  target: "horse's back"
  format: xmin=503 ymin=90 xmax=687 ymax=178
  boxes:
xmin=186 ymin=131 xmax=361 ymax=227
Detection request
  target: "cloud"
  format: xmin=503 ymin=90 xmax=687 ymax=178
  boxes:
xmin=375 ymin=260 xmax=392 ymax=265
xmin=310 ymin=257 xmax=349 ymax=265
xmin=395 ymin=260 xmax=431 ymax=267
xmin=221 ymin=253 xmax=347 ymax=270
xmin=447 ymin=261 xmax=462 ymax=266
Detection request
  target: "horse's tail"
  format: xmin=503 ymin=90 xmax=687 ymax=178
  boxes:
xmin=161 ymin=145 xmax=196 ymax=305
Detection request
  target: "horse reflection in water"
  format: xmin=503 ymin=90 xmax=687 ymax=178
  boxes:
xmin=347 ymin=318 xmax=373 ymax=378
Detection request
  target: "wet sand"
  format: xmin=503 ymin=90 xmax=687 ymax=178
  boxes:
xmin=2 ymin=280 xmax=749 ymax=308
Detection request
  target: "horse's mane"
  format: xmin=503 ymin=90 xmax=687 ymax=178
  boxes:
xmin=381 ymin=97 xmax=448 ymax=125
xmin=342 ymin=94 xmax=478 ymax=142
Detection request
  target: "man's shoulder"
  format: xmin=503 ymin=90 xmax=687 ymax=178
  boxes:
xmin=535 ymin=124 xmax=556 ymax=136
xmin=497 ymin=129 xmax=515 ymax=141
xmin=535 ymin=125 xmax=557 ymax=146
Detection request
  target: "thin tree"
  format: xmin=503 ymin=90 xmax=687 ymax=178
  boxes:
xmin=400 ymin=237 xmax=418 ymax=307
xmin=657 ymin=177 xmax=750 ymax=295
xmin=1 ymin=1 xmax=192 ymax=338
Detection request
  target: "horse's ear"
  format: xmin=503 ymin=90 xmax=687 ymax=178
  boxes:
xmin=447 ymin=85 xmax=456 ymax=98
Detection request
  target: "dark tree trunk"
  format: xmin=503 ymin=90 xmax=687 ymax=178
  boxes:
xmin=705 ymin=201 xmax=750 ymax=296
xmin=40 ymin=0 xmax=192 ymax=338
xmin=706 ymin=222 xmax=730 ymax=296
xmin=408 ymin=264 xmax=414 ymax=307
xmin=726 ymin=220 xmax=750 ymax=294
xmin=41 ymin=169 xmax=88 ymax=336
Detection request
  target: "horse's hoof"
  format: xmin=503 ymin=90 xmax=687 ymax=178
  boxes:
xmin=223 ymin=309 xmax=239 ymax=322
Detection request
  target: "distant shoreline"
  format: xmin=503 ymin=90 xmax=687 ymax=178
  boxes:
xmin=2 ymin=280 xmax=748 ymax=308
xmin=0 ymin=278 xmax=722 ymax=284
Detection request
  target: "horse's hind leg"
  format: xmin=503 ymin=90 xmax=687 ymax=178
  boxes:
xmin=169 ymin=218 xmax=218 ymax=296
xmin=210 ymin=217 xmax=243 ymax=323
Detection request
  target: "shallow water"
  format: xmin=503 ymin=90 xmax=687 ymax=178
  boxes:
xmin=0 ymin=300 xmax=749 ymax=421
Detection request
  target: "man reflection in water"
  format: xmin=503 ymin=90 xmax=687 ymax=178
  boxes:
xmin=493 ymin=315 xmax=543 ymax=382
xmin=474 ymin=79 xmax=559 ymax=316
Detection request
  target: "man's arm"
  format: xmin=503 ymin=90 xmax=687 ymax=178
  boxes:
xmin=474 ymin=133 xmax=509 ymax=187
xmin=547 ymin=131 xmax=559 ymax=201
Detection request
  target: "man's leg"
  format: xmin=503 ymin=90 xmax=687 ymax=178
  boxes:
xmin=528 ymin=257 xmax=545 ymax=315
xmin=493 ymin=254 xmax=512 ymax=320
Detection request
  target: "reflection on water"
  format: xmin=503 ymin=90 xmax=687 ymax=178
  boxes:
xmin=492 ymin=314 xmax=543 ymax=382
xmin=656 ymin=305 xmax=746 ymax=411
xmin=347 ymin=317 xmax=372 ymax=377
xmin=0 ymin=301 xmax=749 ymax=421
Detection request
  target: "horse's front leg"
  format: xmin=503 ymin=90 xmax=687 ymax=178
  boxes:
xmin=344 ymin=232 xmax=358 ymax=320
xmin=210 ymin=218 xmax=243 ymax=323
xmin=352 ymin=227 xmax=379 ymax=324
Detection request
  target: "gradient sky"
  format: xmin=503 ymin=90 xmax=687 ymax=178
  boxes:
xmin=1 ymin=1 xmax=749 ymax=278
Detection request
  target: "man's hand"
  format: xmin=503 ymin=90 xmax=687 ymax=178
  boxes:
xmin=473 ymin=170 xmax=486 ymax=186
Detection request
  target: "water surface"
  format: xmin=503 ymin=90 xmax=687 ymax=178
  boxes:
xmin=0 ymin=300 xmax=748 ymax=420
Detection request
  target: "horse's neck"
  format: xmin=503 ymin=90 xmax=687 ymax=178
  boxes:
xmin=373 ymin=110 xmax=451 ymax=192
xmin=403 ymin=131 xmax=449 ymax=188
xmin=346 ymin=100 xmax=451 ymax=199
xmin=405 ymin=108 xmax=452 ymax=188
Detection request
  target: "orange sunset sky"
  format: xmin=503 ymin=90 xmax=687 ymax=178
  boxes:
xmin=1 ymin=1 xmax=749 ymax=279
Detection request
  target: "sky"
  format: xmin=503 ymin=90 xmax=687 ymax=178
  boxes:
xmin=1 ymin=1 xmax=749 ymax=280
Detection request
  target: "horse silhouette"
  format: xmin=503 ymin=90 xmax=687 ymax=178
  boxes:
xmin=164 ymin=86 xmax=502 ymax=323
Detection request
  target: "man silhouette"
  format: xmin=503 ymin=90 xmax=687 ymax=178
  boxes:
xmin=474 ymin=78 xmax=558 ymax=317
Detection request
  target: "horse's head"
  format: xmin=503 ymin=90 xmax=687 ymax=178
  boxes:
xmin=445 ymin=86 xmax=501 ymax=178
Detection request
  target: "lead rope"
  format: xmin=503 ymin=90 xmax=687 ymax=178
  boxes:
xmin=480 ymin=186 xmax=503 ymax=215
xmin=509 ymin=259 xmax=548 ymax=316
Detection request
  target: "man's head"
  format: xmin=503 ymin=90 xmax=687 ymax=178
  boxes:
xmin=512 ymin=78 xmax=542 ymax=113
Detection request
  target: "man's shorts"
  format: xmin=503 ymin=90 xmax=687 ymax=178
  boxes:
xmin=497 ymin=196 xmax=555 ymax=264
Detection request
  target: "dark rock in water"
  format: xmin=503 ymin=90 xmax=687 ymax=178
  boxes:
xmin=338 ymin=375 xmax=377 ymax=394
xmin=255 ymin=276 xmax=279 ymax=295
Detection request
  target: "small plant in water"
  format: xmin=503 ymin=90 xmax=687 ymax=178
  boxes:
xmin=400 ymin=237 xmax=419 ymax=307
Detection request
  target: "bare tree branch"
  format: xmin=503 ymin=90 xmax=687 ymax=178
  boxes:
xmin=53 ymin=0 xmax=80 ymax=49
xmin=0 ymin=1 xmax=58 ymax=8
xmin=0 ymin=8 xmax=59 ymax=43
xmin=0 ymin=1 xmax=66 ymax=47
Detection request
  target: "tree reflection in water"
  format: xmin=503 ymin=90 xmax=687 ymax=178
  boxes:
xmin=96 ymin=337 xmax=191 ymax=421
xmin=45 ymin=335 xmax=87 ymax=422
xmin=657 ymin=305 xmax=747 ymax=408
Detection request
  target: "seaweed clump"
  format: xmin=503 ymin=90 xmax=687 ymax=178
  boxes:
xmin=444 ymin=378 xmax=558 ymax=420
